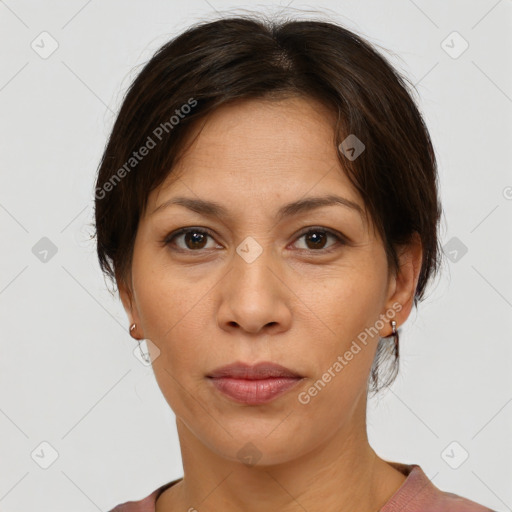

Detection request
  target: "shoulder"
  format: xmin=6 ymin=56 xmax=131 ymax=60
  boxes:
xmin=381 ymin=464 xmax=496 ymax=512
xmin=429 ymin=490 xmax=496 ymax=512
xmin=108 ymin=489 xmax=160 ymax=512
xmin=109 ymin=488 xmax=161 ymax=512
xmin=109 ymin=478 xmax=182 ymax=512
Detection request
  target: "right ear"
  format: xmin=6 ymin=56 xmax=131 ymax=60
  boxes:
xmin=116 ymin=271 xmax=141 ymax=335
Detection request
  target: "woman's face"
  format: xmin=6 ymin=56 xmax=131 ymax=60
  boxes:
xmin=120 ymin=96 xmax=415 ymax=465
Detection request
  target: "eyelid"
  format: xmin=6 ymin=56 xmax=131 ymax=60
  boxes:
xmin=162 ymin=226 xmax=219 ymax=250
xmin=162 ymin=225 xmax=349 ymax=252
xmin=294 ymin=225 xmax=350 ymax=244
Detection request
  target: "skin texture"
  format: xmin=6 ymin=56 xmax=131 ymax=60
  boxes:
xmin=118 ymin=96 xmax=423 ymax=512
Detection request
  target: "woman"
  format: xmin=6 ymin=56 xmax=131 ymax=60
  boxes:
xmin=94 ymin=13 xmax=495 ymax=512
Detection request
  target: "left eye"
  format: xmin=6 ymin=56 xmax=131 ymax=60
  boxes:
xmin=293 ymin=228 xmax=346 ymax=252
xmin=163 ymin=227 xmax=346 ymax=253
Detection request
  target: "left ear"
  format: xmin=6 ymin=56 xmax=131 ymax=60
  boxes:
xmin=381 ymin=232 xmax=423 ymax=336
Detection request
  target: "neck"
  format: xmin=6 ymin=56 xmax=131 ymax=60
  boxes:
xmin=156 ymin=402 xmax=406 ymax=512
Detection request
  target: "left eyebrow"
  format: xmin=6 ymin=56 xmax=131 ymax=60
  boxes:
xmin=150 ymin=194 xmax=366 ymax=224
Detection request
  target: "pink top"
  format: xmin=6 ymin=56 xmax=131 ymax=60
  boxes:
xmin=109 ymin=462 xmax=495 ymax=511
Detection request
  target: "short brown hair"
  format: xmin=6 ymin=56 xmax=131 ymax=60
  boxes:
xmin=92 ymin=14 xmax=443 ymax=394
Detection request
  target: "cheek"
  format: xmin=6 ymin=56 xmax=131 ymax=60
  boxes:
xmin=135 ymin=276 xmax=208 ymax=360
xmin=132 ymin=254 xmax=218 ymax=377
xmin=296 ymin=287 xmax=382 ymax=422
xmin=134 ymin=273 xmax=212 ymax=413
xmin=295 ymin=260 xmax=388 ymax=397
xmin=131 ymin=242 xmax=205 ymax=342
xmin=300 ymin=260 xmax=388 ymax=342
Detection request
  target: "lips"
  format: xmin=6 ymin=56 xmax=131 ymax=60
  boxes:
xmin=207 ymin=361 xmax=302 ymax=379
xmin=207 ymin=361 xmax=304 ymax=405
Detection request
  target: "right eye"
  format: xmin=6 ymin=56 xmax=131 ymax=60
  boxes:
xmin=163 ymin=227 xmax=220 ymax=252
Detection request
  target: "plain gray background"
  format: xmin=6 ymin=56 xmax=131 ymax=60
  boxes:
xmin=1 ymin=1 xmax=511 ymax=510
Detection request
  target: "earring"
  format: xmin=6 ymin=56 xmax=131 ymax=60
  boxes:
xmin=390 ymin=320 xmax=399 ymax=358
xmin=129 ymin=323 xmax=149 ymax=363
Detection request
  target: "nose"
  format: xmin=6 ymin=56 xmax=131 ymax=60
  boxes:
xmin=216 ymin=246 xmax=292 ymax=335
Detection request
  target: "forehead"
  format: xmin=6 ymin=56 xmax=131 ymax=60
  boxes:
xmin=147 ymin=96 xmax=368 ymax=229
xmin=176 ymin=95 xmax=338 ymax=167
xmin=159 ymin=97 xmax=355 ymax=188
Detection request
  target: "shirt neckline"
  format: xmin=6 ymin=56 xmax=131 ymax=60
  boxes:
xmin=379 ymin=462 xmax=436 ymax=511
xmin=154 ymin=463 xmax=422 ymax=510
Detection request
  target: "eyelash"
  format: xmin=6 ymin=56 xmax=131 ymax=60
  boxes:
xmin=162 ymin=226 xmax=348 ymax=255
